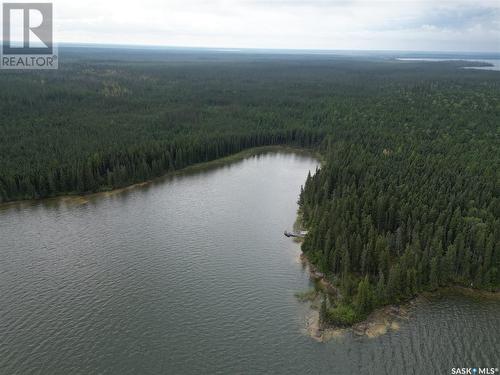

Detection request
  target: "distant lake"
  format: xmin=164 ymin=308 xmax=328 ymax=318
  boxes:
xmin=1 ymin=150 xmax=499 ymax=374
xmin=397 ymin=57 xmax=500 ymax=71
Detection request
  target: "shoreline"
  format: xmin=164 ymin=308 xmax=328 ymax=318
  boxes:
xmin=298 ymin=252 xmax=499 ymax=342
xmin=299 ymin=253 xmax=408 ymax=341
xmin=0 ymin=145 xmax=319 ymax=210
xmin=293 ymin=204 xmax=499 ymax=342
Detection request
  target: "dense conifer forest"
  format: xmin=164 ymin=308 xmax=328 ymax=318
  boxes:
xmin=1 ymin=48 xmax=498 ymax=320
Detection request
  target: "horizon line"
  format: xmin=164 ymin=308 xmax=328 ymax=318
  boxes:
xmin=55 ymin=42 xmax=500 ymax=56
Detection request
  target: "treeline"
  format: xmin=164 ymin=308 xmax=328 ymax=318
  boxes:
xmin=0 ymin=129 xmax=323 ymax=201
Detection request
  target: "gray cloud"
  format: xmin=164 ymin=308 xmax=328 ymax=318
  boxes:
xmin=53 ymin=0 xmax=500 ymax=52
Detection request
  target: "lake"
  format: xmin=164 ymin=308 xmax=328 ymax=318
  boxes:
xmin=1 ymin=150 xmax=499 ymax=374
xmin=397 ymin=58 xmax=500 ymax=71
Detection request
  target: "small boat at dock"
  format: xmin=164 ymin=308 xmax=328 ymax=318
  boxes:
xmin=284 ymin=230 xmax=308 ymax=238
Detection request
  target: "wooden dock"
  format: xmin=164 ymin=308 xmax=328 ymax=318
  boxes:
xmin=284 ymin=230 xmax=308 ymax=238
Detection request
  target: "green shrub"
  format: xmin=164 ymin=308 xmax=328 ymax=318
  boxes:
xmin=327 ymin=304 xmax=361 ymax=326
xmin=294 ymin=289 xmax=318 ymax=302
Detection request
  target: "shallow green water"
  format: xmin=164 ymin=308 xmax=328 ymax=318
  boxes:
xmin=1 ymin=151 xmax=499 ymax=374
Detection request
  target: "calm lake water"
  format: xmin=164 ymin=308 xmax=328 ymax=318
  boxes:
xmin=1 ymin=151 xmax=499 ymax=374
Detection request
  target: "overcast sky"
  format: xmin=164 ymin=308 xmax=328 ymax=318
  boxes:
xmin=48 ymin=0 xmax=499 ymax=52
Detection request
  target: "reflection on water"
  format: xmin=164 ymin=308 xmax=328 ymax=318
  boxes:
xmin=0 ymin=151 xmax=498 ymax=375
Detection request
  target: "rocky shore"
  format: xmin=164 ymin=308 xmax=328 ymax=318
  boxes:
xmin=299 ymin=253 xmax=408 ymax=342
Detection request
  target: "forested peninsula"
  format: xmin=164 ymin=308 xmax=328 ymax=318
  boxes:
xmin=1 ymin=49 xmax=498 ymax=322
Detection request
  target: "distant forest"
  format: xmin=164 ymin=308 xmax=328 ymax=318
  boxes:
xmin=1 ymin=48 xmax=498 ymax=321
